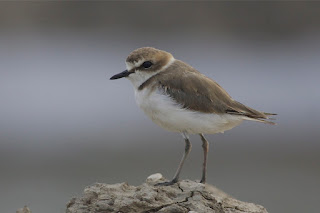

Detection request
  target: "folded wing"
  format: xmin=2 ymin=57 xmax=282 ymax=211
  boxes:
xmin=152 ymin=60 xmax=276 ymax=125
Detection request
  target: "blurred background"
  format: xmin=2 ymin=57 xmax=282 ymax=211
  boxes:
xmin=0 ymin=2 xmax=319 ymax=213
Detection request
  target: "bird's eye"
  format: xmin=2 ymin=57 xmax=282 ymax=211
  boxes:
xmin=142 ymin=61 xmax=153 ymax=69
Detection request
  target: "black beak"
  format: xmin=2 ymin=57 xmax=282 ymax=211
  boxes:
xmin=110 ymin=70 xmax=131 ymax=80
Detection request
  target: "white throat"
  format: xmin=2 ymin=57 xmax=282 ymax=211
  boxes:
xmin=126 ymin=57 xmax=175 ymax=90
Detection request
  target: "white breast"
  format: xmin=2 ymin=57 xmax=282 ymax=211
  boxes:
xmin=134 ymin=87 xmax=243 ymax=134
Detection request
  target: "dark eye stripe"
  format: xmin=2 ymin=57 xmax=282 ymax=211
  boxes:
xmin=142 ymin=61 xmax=153 ymax=68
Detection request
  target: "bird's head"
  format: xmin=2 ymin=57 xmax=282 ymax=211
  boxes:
xmin=110 ymin=47 xmax=175 ymax=88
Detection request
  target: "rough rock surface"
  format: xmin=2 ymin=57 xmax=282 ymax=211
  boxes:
xmin=16 ymin=206 xmax=31 ymax=213
xmin=66 ymin=174 xmax=268 ymax=213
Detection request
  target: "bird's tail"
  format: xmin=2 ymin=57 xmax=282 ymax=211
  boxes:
xmin=243 ymin=112 xmax=277 ymax=125
xmin=226 ymin=101 xmax=277 ymax=125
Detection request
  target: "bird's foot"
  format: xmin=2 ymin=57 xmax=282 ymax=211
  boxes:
xmin=155 ymin=179 xmax=178 ymax=186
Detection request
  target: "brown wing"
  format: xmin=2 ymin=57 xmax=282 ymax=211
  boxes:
xmin=145 ymin=60 xmax=275 ymax=124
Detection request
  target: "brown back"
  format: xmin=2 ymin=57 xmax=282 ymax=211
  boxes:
xmin=139 ymin=60 xmax=272 ymax=121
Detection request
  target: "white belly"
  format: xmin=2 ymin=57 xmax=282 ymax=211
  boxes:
xmin=134 ymin=88 xmax=243 ymax=134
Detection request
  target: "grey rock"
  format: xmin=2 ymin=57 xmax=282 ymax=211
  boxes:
xmin=16 ymin=206 xmax=31 ymax=213
xmin=66 ymin=174 xmax=268 ymax=213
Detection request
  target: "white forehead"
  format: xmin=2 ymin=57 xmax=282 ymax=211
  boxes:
xmin=125 ymin=59 xmax=144 ymax=71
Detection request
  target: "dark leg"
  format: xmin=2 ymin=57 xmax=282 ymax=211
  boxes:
xmin=156 ymin=133 xmax=192 ymax=186
xmin=199 ymin=134 xmax=209 ymax=183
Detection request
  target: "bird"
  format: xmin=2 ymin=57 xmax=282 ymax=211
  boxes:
xmin=110 ymin=47 xmax=276 ymax=186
